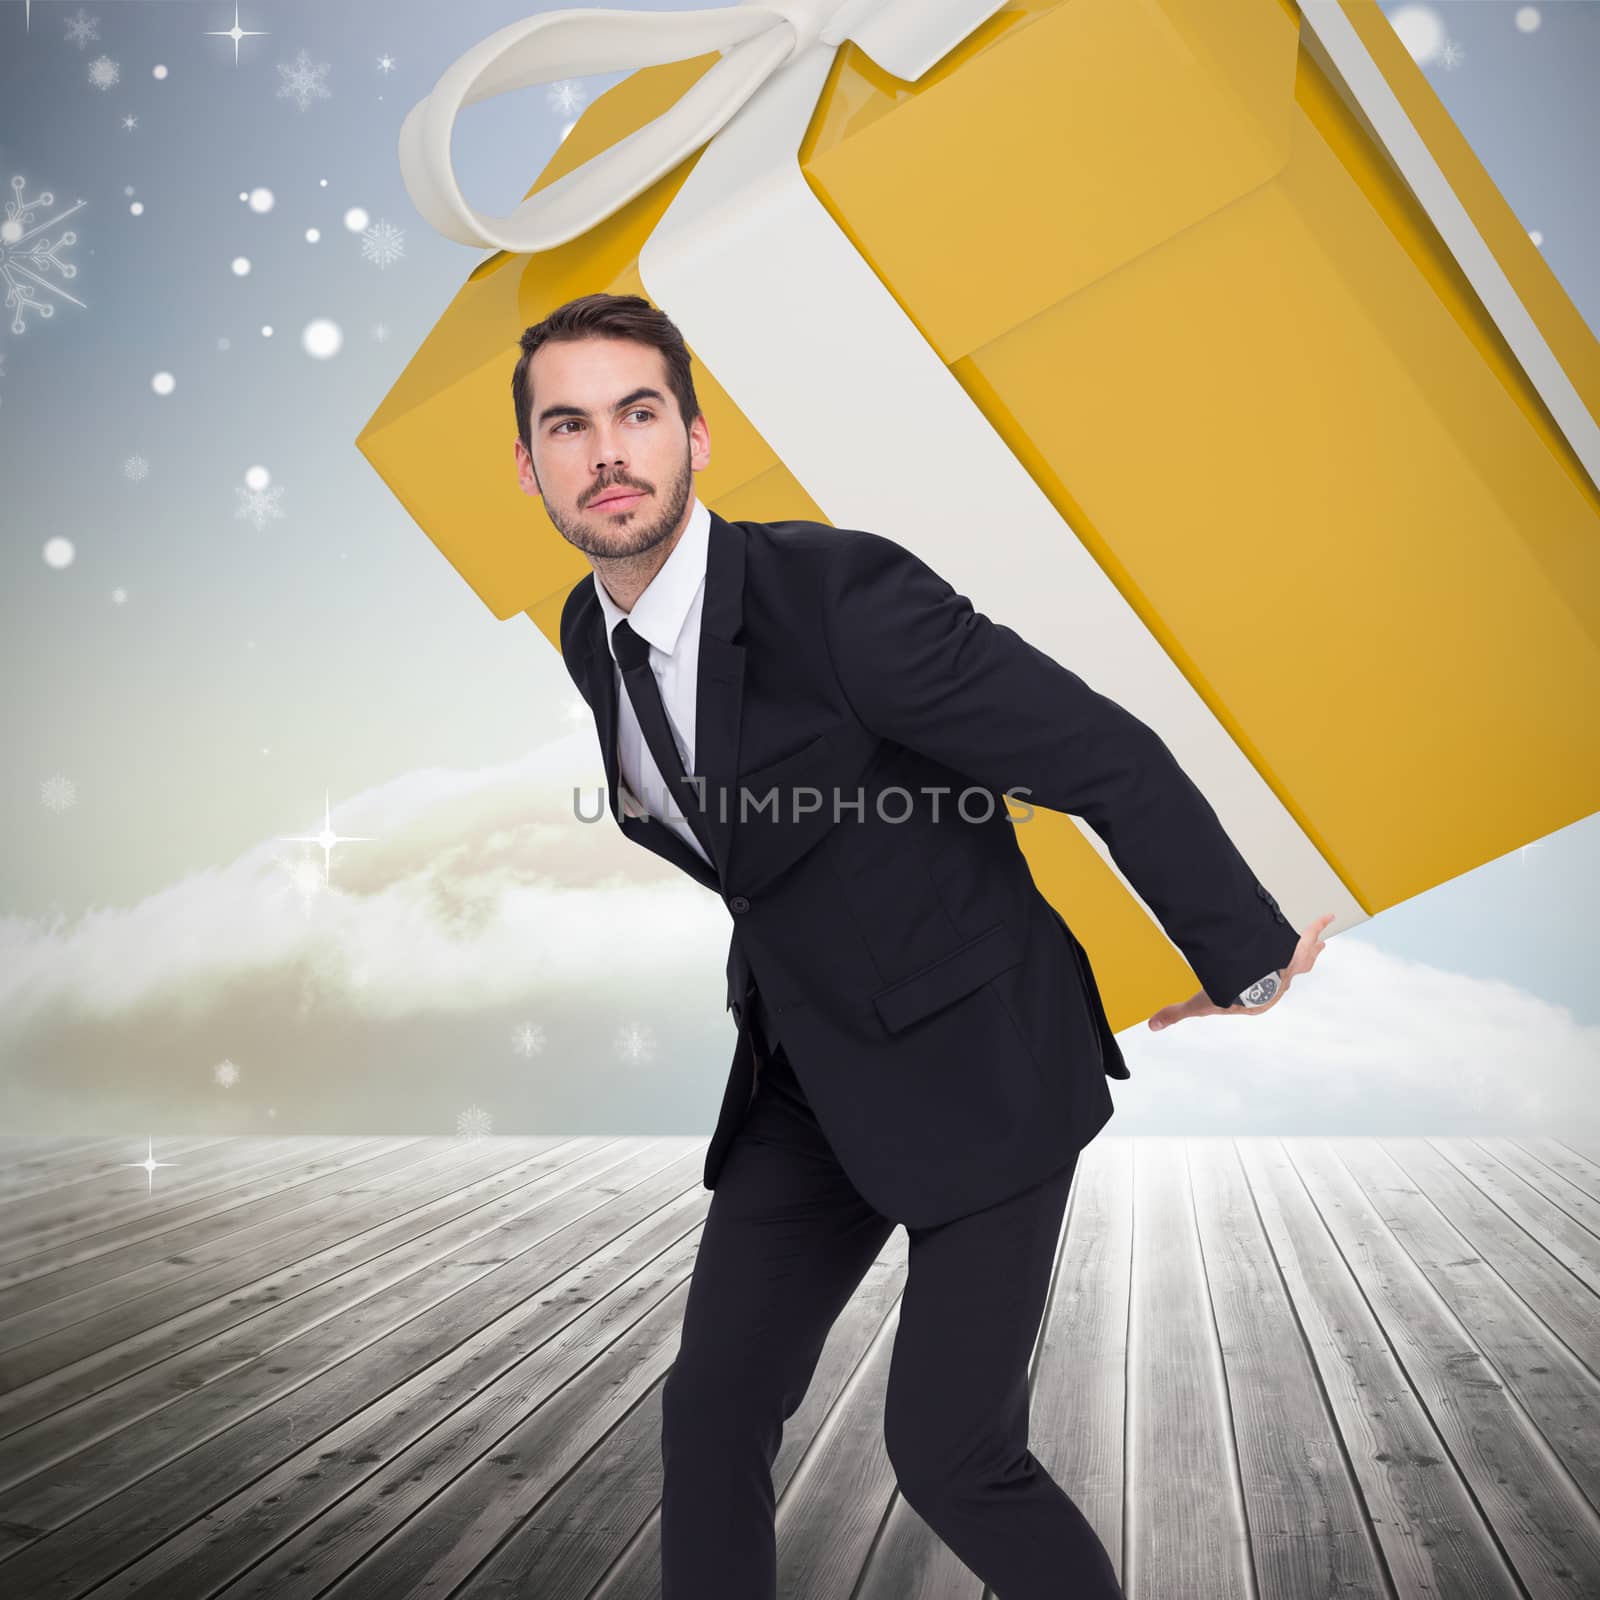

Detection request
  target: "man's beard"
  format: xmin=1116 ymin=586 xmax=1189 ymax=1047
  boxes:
xmin=544 ymin=453 xmax=694 ymax=560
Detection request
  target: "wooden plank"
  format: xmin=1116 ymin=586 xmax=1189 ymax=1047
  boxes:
xmin=39 ymin=1145 xmax=709 ymax=1599
xmin=1127 ymin=1137 xmax=1249 ymax=1598
xmin=1337 ymin=1140 xmax=1600 ymax=1497
xmin=0 ymin=1135 xmax=381 ymax=1250
xmin=1491 ymin=1136 xmax=1600 ymax=1218
xmin=0 ymin=1136 xmax=598 ymax=1451
xmin=1287 ymin=1139 xmax=1600 ymax=1598
xmin=1546 ymin=1137 xmax=1600 ymax=1184
xmin=0 ymin=1138 xmax=692 ymax=1596
xmin=0 ymin=1135 xmax=507 ymax=1376
xmin=1240 ymin=1139 xmax=1521 ymax=1600
xmin=0 ymin=1136 xmax=244 ymax=1224
xmin=304 ymin=1190 xmax=707 ymax=1600
xmin=1380 ymin=1139 xmax=1600 ymax=1362
xmin=0 ymin=1138 xmax=141 ymax=1191
xmin=1188 ymin=1139 xmax=1387 ymax=1599
xmin=0 ymin=1137 xmax=404 ymax=1298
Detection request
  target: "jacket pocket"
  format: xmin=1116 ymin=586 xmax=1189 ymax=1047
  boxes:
xmin=1048 ymin=905 xmax=1129 ymax=1079
xmin=870 ymin=921 xmax=1024 ymax=1034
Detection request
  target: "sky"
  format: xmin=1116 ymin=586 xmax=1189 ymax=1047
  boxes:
xmin=1 ymin=1 xmax=1596 ymax=1146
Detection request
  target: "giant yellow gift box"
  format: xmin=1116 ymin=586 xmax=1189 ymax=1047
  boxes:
xmin=362 ymin=0 xmax=1600 ymax=1034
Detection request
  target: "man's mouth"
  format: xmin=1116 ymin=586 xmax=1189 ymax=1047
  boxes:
xmin=592 ymin=490 xmax=645 ymax=510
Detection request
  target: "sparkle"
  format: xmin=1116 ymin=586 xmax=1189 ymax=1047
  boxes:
xmin=40 ymin=773 xmax=77 ymax=812
xmin=277 ymin=788 xmax=374 ymax=887
xmin=120 ymin=1136 xmax=179 ymax=1195
xmin=377 ymin=53 xmax=396 ymax=74
xmin=276 ymin=47 xmax=331 ymax=111
xmin=456 ymin=1104 xmax=493 ymax=1143
xmin=512 ymin=1022 xmax=546 ymax=1058
xmin=204 ymin=3 xmax=268 ymax=68
xmin=87 ymin=54 xmax=120 ymax=91
xmin=121 ymin=113 xmax=138 ymax=132
xmin=359 ymin=218 xmax=404 ymax=269
xmin=2 ymin=175 xmax=89 ymax=333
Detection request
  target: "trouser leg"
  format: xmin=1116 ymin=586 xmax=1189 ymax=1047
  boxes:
xmin=882 ymin=1149 xmax=1125 ymax=1598
xmin=660 ymin=1042 xmax=896 ymax=1600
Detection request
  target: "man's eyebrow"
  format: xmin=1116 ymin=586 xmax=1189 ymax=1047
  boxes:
xmin=536 ymin=387 xmax=666 ymax=427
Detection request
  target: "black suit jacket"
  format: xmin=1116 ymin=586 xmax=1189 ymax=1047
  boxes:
xmin=560 ymin=508 xmax=1299 ymax=1226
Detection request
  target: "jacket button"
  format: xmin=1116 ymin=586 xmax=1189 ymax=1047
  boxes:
xmin=729 ymin=895 xmax=750 ymax=913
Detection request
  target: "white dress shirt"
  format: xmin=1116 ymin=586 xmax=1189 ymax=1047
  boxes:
xmin=590 ymin=491 xmax=715 ymax=868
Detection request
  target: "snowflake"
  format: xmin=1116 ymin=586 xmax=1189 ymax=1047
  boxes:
xmin=41 ymin=774 xmax=77 ymax=812
xmin=547 ymin=79 xmax=586 ymax=118
xmin=123 ymin=454 xmax=148 ymax=480
xmin=1 ymin=175 xmax=88 ymax=334
xmin=111 ymin=586 xmax=128 ymax=603
xmin=276 ymin=48 xmax=331 ymax=111
xmin=360 ymin=218 xmax=404 ymax=269
xmin=0 ymin=347 xmax=5 ymax=404
xmin=615 ymin=1021 xmax=657 ymax=1064
xmin=512 ymin=1022 xmax=546 ymax=1058
xmin=235 ymin=481 xmax=285 ymax=530
xmin=377 ymin=53 xmax=396 ymax=74
xmin=1441 ymin=38 xmax=1465 ymax=71
xmin=87 ymin=54 xmax=120 ymax=91
xmin=213 ymin=1058 xmax=241 ymax=1088
xmin=456 ymin=1104 xmax=493 ymax=1142
xmin=371 ymin=322 xmax=390 ymax=342
xmin=64 ymin=8 xmax=99 ymax=49
xmin=121 ymin=114 xmax=137 ymax=132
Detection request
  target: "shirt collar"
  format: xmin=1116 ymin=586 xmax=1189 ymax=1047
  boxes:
xmin=593 ymin=491 xmax=710 ymax=663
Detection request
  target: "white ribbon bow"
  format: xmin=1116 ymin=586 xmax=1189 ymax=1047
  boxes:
xmin=398 ymin=0 xmax=1006 ymax=254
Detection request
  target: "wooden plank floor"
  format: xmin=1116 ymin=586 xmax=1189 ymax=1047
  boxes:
xmin=0 ymin=1133 xmax=1597 ymax=1598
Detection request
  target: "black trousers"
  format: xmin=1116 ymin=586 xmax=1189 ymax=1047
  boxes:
xmin=659 ymin=1006 xmax=1125 ymax=1599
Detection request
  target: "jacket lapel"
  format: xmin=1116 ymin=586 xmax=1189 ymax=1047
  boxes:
xmin=575 ymin=506 xmax=748 ymax=893
xmin=693 ymin=509 xmax=748 ymax=886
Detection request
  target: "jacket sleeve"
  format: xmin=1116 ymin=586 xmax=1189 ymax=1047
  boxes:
xmin=820 ymin=529 xmax=1300 ymax=1008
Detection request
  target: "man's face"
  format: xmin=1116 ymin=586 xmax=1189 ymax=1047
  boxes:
xmin=514 ymin=336 xmax=710 ymax=561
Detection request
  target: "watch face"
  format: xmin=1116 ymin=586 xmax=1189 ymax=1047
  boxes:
xmin=1240 ymin=972 xmax=1281 ymax=1008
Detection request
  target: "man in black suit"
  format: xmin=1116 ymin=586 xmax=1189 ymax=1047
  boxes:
xmin=514 ymin=293 xmax=1327 ymax=1599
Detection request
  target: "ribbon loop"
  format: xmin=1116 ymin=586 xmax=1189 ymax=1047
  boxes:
xmin=398 ymin=1 xmax=1006 ymax=255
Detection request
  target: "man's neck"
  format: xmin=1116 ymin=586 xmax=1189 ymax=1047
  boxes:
xmin=593 ymin=510 xmax=690 ymax=613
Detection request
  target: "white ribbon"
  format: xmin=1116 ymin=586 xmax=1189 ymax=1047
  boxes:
xmin=398 ymin=0 xmax=1007 ymax=255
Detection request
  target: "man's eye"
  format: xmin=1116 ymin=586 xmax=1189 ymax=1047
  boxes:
xmin=552 ymin=409 xmax=653 ymax=436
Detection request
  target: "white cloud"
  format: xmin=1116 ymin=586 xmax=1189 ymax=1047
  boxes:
xmin=1 ymin=737 xmax=1594 ymax=1143
xmin=1113 ymin=934 xmax=1599 ymax=1138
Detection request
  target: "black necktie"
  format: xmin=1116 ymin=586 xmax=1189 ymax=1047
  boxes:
xmin=611 ymin=618 xmax=717 ymax=868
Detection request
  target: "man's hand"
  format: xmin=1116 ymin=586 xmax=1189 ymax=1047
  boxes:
xmin=1147 ymin=913 xmax=1334 ymax=1031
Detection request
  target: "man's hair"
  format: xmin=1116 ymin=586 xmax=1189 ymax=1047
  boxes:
xmin=512 ymin=292 xmax=702 ymax=457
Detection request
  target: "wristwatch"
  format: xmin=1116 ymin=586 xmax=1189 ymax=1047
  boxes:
xmin=1237 ymin=969 xmax=1283 ymax=1008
